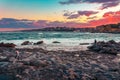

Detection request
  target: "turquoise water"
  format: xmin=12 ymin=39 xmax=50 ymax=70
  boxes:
xmin=0 ymin=32 xmax=120 ymax=45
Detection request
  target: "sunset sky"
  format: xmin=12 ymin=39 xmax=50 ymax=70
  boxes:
xmin=0 ymin=0 xmax=120 ymax=31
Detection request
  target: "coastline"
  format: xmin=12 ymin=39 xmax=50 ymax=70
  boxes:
xmin=0 ymin=40 xmax=120 ymax=79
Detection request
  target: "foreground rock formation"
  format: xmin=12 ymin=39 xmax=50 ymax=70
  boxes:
xmin=34 ymin=41 xmax=44 ymax=45
xmin=0 ymin=43 xmax=16 ymax=48
xmin=0 ymin=46 xmax=120 ymax=80
xmin=88 ymin=40 xmax=120 ymax=55
xmin=21 ymin=41 xmax=32 ymax=45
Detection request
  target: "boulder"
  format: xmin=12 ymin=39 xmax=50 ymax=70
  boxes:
xmin=21 ymin=41 xmax=31 ymax=45
xmin=108 ymin=40 xmax=117 ymax=44
xmin=88 ymin=40 xmax=119 ymax=55
xmin=52 ymin=41 xmax=61 ymax=43
xmin=34 ymin=41 xmax=44 ymax=45
xmin=23 ymin=60 xmax=48 ymax=67
xmin=0 ymin=43 xmax=16 ymax=48
xmin=0 ymin=62 xmax=9 ymax=68
xmin=0 ymin=56 xmax=8 ymax=61
xmin=80 ymin=43 xmax=89 ymax=45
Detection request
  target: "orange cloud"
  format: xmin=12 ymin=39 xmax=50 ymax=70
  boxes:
xmin=89 ymin=11 xmax=120 ymax=27
xmin=0 ymin=10 xmax=120 ymax=31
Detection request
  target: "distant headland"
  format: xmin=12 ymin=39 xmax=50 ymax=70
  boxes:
xmin=20 ymin=23 xmax=120 ymax=33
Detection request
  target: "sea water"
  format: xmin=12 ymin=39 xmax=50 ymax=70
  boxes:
xmin=0 ymin=31 xmax=120 ymax=45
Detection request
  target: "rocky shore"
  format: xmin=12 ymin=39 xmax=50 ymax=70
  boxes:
xmin=88 ymin=40 xmax=120 ymax=55
xmin=0 ymin=40 xmax=120 ymax=80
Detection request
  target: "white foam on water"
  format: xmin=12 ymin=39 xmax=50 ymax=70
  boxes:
xmin=1 ymin=32 xmax=120 ymax=46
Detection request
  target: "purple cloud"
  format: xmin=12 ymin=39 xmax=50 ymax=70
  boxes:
xmin=60 ymin=0 xmax=119 ymax=4
xmin=60 ymin=0 xmax=120 ymax=9
xmin=100 ymin=2 xmax=119 ymax=10
xmin=67 ymin=14 xmax=80 ymax=19
xmin=0 ymin=18 xmax=90 ymax=28
xmin=78 ymin=11 xmax=98 ymax=16
xmin=63 ymin=11 xmax=98 ymax=19
xmin=0 ymin=18 xmax=35 ymax=28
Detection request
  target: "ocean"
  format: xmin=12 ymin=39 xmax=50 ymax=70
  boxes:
xmin=0 ymin=32 xmax=120 ymax=45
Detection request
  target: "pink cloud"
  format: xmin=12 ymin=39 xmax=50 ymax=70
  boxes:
xmin=0 ymin=10 xmax=120 ymax=31
xmin=78 ymin=11 xmax=98 ymax=16
xmin=88 ymin=11 xmax=120 ymax=26
xmin=64 ymin=11 xmax=98 ymax=19
xmin=100 ymin=2 xmax=119 ymax=10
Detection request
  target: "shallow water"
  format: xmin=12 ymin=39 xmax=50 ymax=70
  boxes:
xmin=0 ymin=31 xmax=120 ymax=45
xmin=0 ymin=74 xmax=15 ymax=80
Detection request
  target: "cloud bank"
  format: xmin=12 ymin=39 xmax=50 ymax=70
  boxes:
xmin=0 ymin=10 xmax=120 ymax=31
xmin=60 ymin=0 xmax=120 ymax=9
xmin=64 ymin=11 xmax=98 ymax=19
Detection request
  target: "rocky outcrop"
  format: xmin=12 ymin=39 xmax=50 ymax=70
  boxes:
xmin=80 ymin=43 xmax=89 ymax=45
xmin=21 ymin=41 xmax=32 ymax=45
xmin=88 ymin=40 xmax=120 ymax=55
xmin=0 ymin=47 xmax=119 ymax=80
xmin=34 ymin=41 xmax=44 ymax=45
xmin=52 ymin=41 xmax=61 ymax=43
xmin=0 ymin=43 xmax=16 ymax=48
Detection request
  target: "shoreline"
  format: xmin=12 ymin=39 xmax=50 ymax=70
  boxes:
xmin=0 ymin=40 xmax=120 ymax=79
xmin=0 ymin=47 xmax=120 ymax=80
xmin=16 ymin=44 xmax=89 ymax=51
xmin=0 ymin=40 xmax=92 ymax=51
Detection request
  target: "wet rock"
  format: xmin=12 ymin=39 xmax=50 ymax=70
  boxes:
xmin=8 ymin=57 xmax=16 ymax=62
xmin=0 ymin=47 xmax=119 ymax=80
xmin=117 ymin=54 xmax=120 ymax=56
xmin=74 ymin=54 xmax=79 ymax=57
xmin=67 ymin=68 xmax=78 ymax=79
xmin=80 ymin=43 xmax=89 ymax=45
xmin=0 ymin=74 xmax=16 ymax=80
xmin=52 ymin=41 xmax=61 ymax=43
xmin=0 ymin=42 xmax=16 ymax=48
xmin=0 ymin=56 xmax=8 ymax=61
xmin=94 ymin=73 xmax=114 ymax=80
xmin=0 ymin=62 xmax=9 ymax=68
xmin=108 ymin=68 xmax=119 ymax=72
xmin=88 ymin=40 xmax=120 ymax=55
xmin=21 ymin=41 xmax=32 ymax=45
xmin=108 ymin=40 xmax=117 ymax=44
xmin=24 ymin=60 xmax=49 ymax=67
xmin=34 ymin=41 xmax=44 ymax=45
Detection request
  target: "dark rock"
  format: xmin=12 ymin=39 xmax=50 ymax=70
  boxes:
xmin=108 ymin=40 xmax=117 ymax=44
xmin=0 ymin=46 xmax=119 ymax=80
xmin=24 ymin=60 xmax=49 ymax=67
xmin=34 ymin=41 xmax=44 ymax=45
xmin=0 ymin=62 xmax=9 ymax=68
xmin=22 ymin=61 xmax=30 ymax=65
xmin=80 ymin=43 xmax=89 ymax=45
xmin=0 ymin=43 xmax=16 ymax=48
xmin=0 ymin=56 xmax=8 ymax=61
xmin=108 ymin=68 xmax=119 ymax=72
xmin=21 ymin=41 xmax=31 ymax=45
xmin=52 ymin=41 xmax=61 ymax=43
xmin=88 ymin=40 xmax=119 ymax=55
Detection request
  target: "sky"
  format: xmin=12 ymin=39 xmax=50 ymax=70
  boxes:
xmin=0 ymin=0 xmax=120 ymax=31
